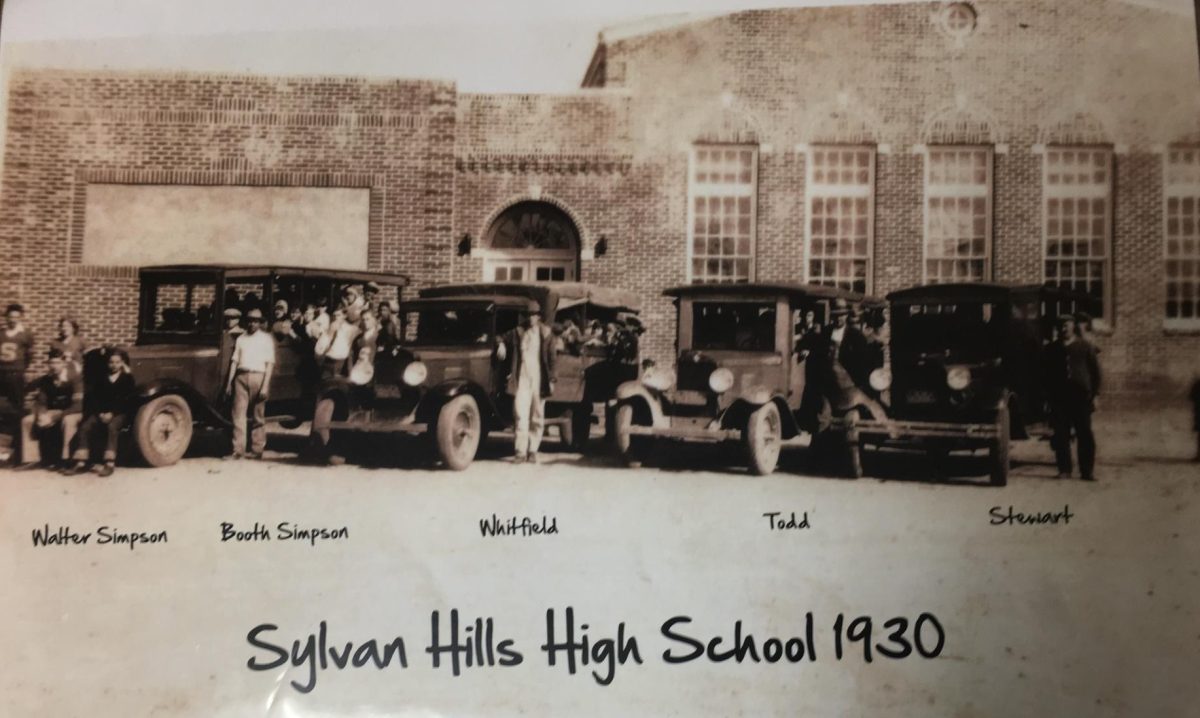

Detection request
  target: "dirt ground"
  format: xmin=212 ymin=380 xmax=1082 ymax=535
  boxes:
xmin=1 ymin=409 xmax=1197 ymax=717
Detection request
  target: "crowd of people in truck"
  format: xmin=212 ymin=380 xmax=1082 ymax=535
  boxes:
xmin=4 ymin=275 xmax=1178 ymax=479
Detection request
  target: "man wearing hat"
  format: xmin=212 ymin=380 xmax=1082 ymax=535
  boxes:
xmin=271 ymin=299 xmax=297 ymax=339
xmin=1044 ymin=313 xmax=1101 ymax=481
xmin=363 ymin=281 xmax=382 ymax=314
xmin=498 ymin=305 xmax=556 ymax=463
xmin=64 ymin=346 xmax=134 ymax=477
xmin=224 ymin=307 xmax=275 ymax=460
xmin=222 ymin=307 xmax=244 ymax=336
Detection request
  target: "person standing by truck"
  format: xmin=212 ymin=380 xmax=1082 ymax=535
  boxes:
xmin=1045 ymin=314 xmax=1101 ymax=481
xmin=499 ymin=307 xmax=556 ymax=464
xmin=1 ymin=303 xmax=34 ymax=419
xmin=224 ymin=308 xmax=275 ymax=460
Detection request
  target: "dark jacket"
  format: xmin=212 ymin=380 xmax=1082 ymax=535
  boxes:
xmin=86 ymin=371 xmax=136 ymax=416
xmin=502 ymin=324 xmax=556 ymax=396
xmin=1045 ymin=338 xmax=1102 ymax=402
xmin=33 ymin=369 xmax=83 ymax=414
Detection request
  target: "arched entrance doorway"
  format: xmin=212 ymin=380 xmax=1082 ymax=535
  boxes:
xmin=482 ymin=201 xmax=580 ymax=282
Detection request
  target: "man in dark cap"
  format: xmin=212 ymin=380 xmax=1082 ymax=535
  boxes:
xmin=1044 ymin=313 xmax=1102 ymax=481
xmin=224 ymin=308 xmax=275 ymax=460
xmin=363 ymin=281 xmax=382 ymax=314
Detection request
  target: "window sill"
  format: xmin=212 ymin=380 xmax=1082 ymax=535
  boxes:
xmin=1163 ymin=321 xmax=1200 ymax=336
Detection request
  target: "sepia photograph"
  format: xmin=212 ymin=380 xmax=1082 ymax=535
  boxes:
xmin=0 ymin=0 xmax=1197 ymax=715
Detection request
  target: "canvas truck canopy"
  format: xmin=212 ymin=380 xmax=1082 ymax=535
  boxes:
xmin=664 ymin=282 xmax=870 ymax=304
xmin=419 ymin=283 xmax=641 ymax=316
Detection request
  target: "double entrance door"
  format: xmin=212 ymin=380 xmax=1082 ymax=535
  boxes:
xmin=484 ymin=258 xmax=576 ymax=282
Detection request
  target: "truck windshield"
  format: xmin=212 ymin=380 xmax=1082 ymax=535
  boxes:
xmin=691 ymin=301 xmax=776 ymax=351
xmin=893 ymin=302 xmax=1001 ymax=361
xmin=407 ymin=306 xmax=493 ymax=346
xmin=142 ymin=279 xmax=219 ymax=335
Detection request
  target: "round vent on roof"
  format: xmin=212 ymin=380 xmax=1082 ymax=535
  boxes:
xmin=936 ymin=2 xmax=978 ymax=42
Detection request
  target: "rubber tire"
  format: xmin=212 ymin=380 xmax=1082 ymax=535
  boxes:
xmin=435 ymin=395 xmax=481 ymax=471
xmin=989 ymin=404 xmax=1011 ymax=487
xmin=613 ymin=403 xmax=648 ymax=467
xmin=134 ymin=394 xmax=193 ymax=467
xmin=562 ymin=402 xmax=592 ymax=451
xmin=744 ymin=402 xmax=782 ymax=476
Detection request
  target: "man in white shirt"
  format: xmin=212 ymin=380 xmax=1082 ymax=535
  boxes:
xmin=224 ymin=308 xmax=275 ymax=459
xmin=500 ymin=308 xmax=556 ymax=463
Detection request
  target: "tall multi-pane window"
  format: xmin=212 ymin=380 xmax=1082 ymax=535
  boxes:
xmin=1166 ymin=147 xmax=1200 ymax=326
xmin=1043 ymin=146 xmax=1112 ymax=321
xmin=807 ymin=146 xmax=874 ymax=294
xmin=924 ymin=146 xmax=992 ymax=283
xmin=689 ymin=144 xmax=757 ymax=283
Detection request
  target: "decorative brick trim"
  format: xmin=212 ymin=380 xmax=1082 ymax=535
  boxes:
xmin=455 ymin=154 xmax=632 ymax=174
xmin=66 ymin=265 xmax=138 ymax=279
xmin=29 ymin=108 xmax=427 ymax=130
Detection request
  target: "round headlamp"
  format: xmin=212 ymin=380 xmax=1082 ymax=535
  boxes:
xmin=946 ymin=365 xmax=971 ymax=391
xmin=402 ymin=360 xmax=428 ymax=387
xmin=708 ymin=367 xmax=735 ymax=393
xmin=869 ymin=368 xmax=892 ymax=392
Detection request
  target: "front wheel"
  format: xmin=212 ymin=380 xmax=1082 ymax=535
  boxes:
xmin=744 ymin=402 xmax=782 ymax=476
xmin=989 ymin=404 xmax=1011 ymax=487
xmin=134 ymin=394 xmax=193 ymax=467
xmin=435 ymin=395 xmax=481 ymax=471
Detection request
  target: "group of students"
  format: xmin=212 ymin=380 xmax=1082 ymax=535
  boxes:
xmin=220 ymin=282 xmax=401 ymax=460
xmin=2 ymin=304 xmax=137 ymax=476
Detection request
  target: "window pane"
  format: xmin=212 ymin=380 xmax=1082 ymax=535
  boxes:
xmin=925 ymin=146 xmax=990 ymax=283
xmin=1044 ymin=147 xmax=1110 ymax=319
xmin=808 ymin=145 xmax=874 ymax=292
xmin=690 ymin=144 xmax=757 ymax=282
xmin=1165 ymin=147 xmax=1200 ymax=321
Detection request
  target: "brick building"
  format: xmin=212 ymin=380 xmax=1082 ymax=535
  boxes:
xmin=2 ymin=0 xmax=1198 ymax=400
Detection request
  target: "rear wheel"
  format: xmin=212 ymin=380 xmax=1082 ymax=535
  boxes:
xmin=134 ymin=395 xmax=193 ymax=467
xmin=989 ymin=403 xmax=1011 ymax=487
xmin=745 ymin=402 xmax=782 ymax=476
xmin=435 ymin=395 xmax=481 ymax=471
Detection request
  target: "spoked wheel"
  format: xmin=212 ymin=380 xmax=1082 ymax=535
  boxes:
xmin=614 ymin=403 xmax=651 ymax=467
xmin=744 ymin=402 xmax=782 ymax=476
xmin=134 ymin=395 xmax=193 ymax=467
xmin=435 ymin=395 xmax=481 ymax=471
xmin=989 ymin=403 xmax=1011 ymax=487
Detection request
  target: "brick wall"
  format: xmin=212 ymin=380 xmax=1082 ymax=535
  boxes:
xmin=3 ymin=0 xmax=1199 ymax=399
xmin=0 ymin=70 xmax=456 ymax=371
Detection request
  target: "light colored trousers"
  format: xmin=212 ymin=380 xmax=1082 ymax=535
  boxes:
xmin=513 ymin=377 xmax=545 ymax=457
xmin=21 ymin=410 xmax=81 ymax=463
xmin=232 ymin=371 xmax=267 ymax=457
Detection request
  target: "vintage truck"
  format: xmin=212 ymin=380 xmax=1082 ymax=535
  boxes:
xmin=611 ymin=282 xmax=885 ymax=476
xmin=315 ymin=282 xmax=641 ymax=470
xmin=123 ymin=264 xmax=408 ymax=466
xmin=852 ymin=282 xmax=1093 ymax=486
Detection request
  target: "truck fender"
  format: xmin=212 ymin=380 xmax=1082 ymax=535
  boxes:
xmin=417 ymin=380 xmax=499 ymax=426
xmin=136 ymin=378 xmax=228 ymax=428
xmin=614 ymin=381 xmax=666 ymax=428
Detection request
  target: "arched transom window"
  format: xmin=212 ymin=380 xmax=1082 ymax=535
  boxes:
xmin=483 ymin=201 xmax=580 ymax=282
